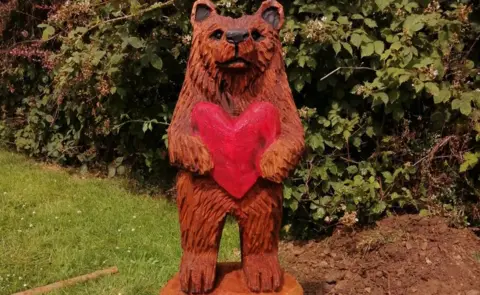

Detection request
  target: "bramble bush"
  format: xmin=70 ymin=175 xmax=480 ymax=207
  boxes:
xmin=1 ymin=0 xmax=479 ymax=237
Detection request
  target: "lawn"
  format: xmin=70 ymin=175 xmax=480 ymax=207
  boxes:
xmin=0 ymin=150 xmax=240 ymax=295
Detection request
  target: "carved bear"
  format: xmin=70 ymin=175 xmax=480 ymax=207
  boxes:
xmin=167 ymin=0 xmax=305 ymax=293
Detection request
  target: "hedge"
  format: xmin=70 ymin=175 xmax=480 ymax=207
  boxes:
xmin=1 ymin=0 xmax=479 ymax=237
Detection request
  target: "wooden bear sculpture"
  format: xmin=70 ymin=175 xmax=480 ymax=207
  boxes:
xmin=167 ymin=0 xmax=305 ymax=293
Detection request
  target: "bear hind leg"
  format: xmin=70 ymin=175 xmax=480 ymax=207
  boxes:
xmin=238 ymin=181 xmax=284 ymax=292
xmin=176 ymin=172 xmax=234 ymax=294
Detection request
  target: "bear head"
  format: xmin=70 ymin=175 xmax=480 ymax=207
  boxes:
xmin=187 ymin=0 xmax=285 ymax=96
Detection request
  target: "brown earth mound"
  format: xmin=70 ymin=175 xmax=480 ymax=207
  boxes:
xmin=280 ymin=215 xmax=480 ymax=295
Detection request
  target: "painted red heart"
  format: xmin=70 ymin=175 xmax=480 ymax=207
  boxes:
xmin=191 ymin=101 xmax=281 ymax=199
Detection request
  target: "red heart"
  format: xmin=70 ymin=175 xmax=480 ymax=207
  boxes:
xmin=191 ymin=101 xmax=281 ymax=199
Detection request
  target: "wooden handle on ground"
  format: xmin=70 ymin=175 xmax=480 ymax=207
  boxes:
xmin=11 ymin=266 xmax=119 ymax=295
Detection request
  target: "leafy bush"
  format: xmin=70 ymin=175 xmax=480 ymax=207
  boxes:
xmin=1 ymin=0 xmax=479 ymax=237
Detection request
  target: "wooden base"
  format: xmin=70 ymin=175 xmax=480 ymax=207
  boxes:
xmin=159 ymin=263 xmax=303 ymax=295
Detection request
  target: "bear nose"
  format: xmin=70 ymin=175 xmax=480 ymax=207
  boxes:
xmin=226 ymin=30 xmax=249 ymax=44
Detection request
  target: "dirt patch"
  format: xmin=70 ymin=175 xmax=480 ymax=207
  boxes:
xmin=280 ymin=215 xmax=480 ymax=295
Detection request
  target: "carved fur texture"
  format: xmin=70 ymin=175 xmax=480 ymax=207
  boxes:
xmin=167 ymin=0 xmax=305 ymax=293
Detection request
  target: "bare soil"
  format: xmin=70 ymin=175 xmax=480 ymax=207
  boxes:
xmin=280 ymin=215 xmax=480 ymax=295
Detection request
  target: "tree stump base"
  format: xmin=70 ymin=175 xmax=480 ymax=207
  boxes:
xmin=159 ymin=263 xmax=303 ymax=295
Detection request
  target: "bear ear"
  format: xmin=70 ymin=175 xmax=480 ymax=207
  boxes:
xmin=191 ymin=0 xmax=217 ymax=24
xmin=257 ymin=0 xmax=284 ymax=30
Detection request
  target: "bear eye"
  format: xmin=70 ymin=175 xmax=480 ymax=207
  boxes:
xmin=251 ymin=29 xmax=264 ymax=41
xmin=210 ymin=29 xmax=224 ymax=40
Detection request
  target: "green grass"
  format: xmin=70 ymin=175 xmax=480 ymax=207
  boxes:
xmin=0 ymin=150 xmax=240 ymax=295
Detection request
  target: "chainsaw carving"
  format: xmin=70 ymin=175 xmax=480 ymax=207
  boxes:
xmin=167 ymin=0 xmax=305 ymax=293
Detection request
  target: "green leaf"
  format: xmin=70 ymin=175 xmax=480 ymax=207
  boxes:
xmin=350 ymin=33 xmax=363 ymax=48
xmin=117 ymin=165 xmax=126 ymax=176
xmin=114 ymin=157 xmax=124 ymax=167
xmin=92 ymin=50 xmax=106 ymax=66
xmin=76 ymin=27 xmax=87 ymax=33
xmin=45 ymin=115 xmax=54 ymax=123
xmin=399 ymin=74 xmax=411 ymax=84
xmin=353 ymin=175 xmax=364 ymax=186
xmin=460 ymin=101 xmax=472 ymax=116
xmin=460 ymin=152 xmax=479 ymax=172
xmin=425 ymin=82 xmax=440 ymax=96
xmin=373 ymin=92 xmax=389 ymax=104
xmin=94 ymin=50 xmax=106 ymax=60
xmin=333 ymin=42 xmax=342 ymax=55
xmin=283 ymin=186 xmax=293 ymax=200
xmin=309 ymin=134 xmax=324 ymax=150
xmin=451 ymin=96 xmax=473 ymax=116
xmin=347 ymin=165 xmax=358 ymax=174
xmin=313 ymin=208 xmax=326 ymax=220
xmin=364 ymin=18 xmax=377 ymax=28
xmin=374 ymin=41 xmax=385 ymax=55
xmin=361 ymin=43 xmax=374 ymax=57
xmin=404 ymin=15 xmax=424 ymax=33
xmin=393 ymin=106 xmax=405 ymax=121
xmin=353 ymin=137 xmax=362 ymax=148
xmin=128 ymin=37 xmax=145 ymax=49
xmin=375 ymin=0 xmax=393 ymax=10
xmin=411 ymin=22 xmax=424 ymax=32
xmin=414 ymin=81 xmax=424 ymax=93
xmin=388 ymin=89 xmax=400 ymax=103
xmin=150 ymin=54 xmax=163 ymax=70
xmin=110 ymin=54 xmax=125 ymax=64
xmin=390 ymin=42 xmax=402 ymax=50
xmin=289 ymin=200 xmax=298 ymax=211
xmin=419 ymin=209 xmax=430 ymax=217
xmin=451 ymin=99 xmax=461 ymax=110
xmin=294 ymin=79 xmax=305 ymax=93
xmin=465 ymin=60 xmax=475 ymax=70
xmin=366 ymin=126 xmax=375 ymax=137
xmin=351 ymin=14 xmax=364 ymax=20
xmin=342 ymin=42 xmax=353 ymax=56
xmin=298 ymin=56 xmax=306 ymax=67
xmin=382 ymin=171 xmax=394 ymax=184
xmin=461 ymin=92 xmax=475 ymax=101
xmin=306 ymin=57 xmax=317 ymax=69
xmin=372 ymin=201 xmax=387 ymax=214
xmin=434 ymin=89 xmax=451 ymax=104
xmin=108 ymin=165 xmax=116 ymax=178
xmin=42 ymin=25 xmax=55 ymax=41
xmin=108 ymin=67 xmax=120 ymax=75
xmin=337 ymin=16 xmax=349 ymax=25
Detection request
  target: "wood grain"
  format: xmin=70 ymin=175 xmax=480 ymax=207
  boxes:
xmin=167 ymin=0 xmax=305 ymax=293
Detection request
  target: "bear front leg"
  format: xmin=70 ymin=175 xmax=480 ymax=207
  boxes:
xmin=176 ymin=172 xmax=234 ymax=294
xmin=238 ymin=180 xmax=284 ymax=292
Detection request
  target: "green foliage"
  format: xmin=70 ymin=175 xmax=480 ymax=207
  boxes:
xmin=1 ymin=0 xmax=480 ymax=237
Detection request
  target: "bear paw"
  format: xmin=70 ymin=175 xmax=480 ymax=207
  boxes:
xmin=179 ymin=252 xmax=217 ymax=294
xmin=243 ymin=253 xmax=283 ymax=292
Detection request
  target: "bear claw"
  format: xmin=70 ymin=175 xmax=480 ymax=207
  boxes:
xmin=179 ymin=252 xmax=217 ymax=294
xmin=243 ymin=254 xmax=283 ymax=292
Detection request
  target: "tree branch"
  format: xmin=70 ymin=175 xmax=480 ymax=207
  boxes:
xmin=12 ymin=266 xmax=118 ymax=295
xmin=320 ymin=66 xmax=376 ymax=81
xmin=112 ymin=119 xmax=170 ymax=131
xmin=465 ymin=33 xmax=480 ymax=59
xmin=83 ymin=0 xmax=175 ymax=36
